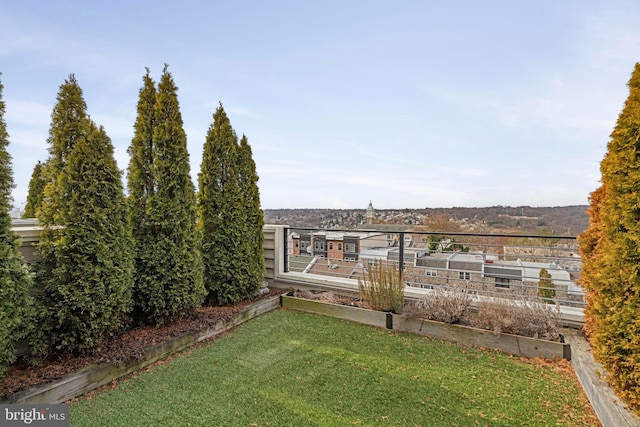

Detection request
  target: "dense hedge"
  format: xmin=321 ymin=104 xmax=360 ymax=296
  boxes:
xmin=579 ymin=63 xmax=640 ymax=409
xmin=3 ymin=69 xmax=264 ymax=365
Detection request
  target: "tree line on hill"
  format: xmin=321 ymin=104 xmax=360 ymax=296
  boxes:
xmin=264 ymin=205 xmax=588 ymax=235
xmin=0 ymin=67 xmax=264 ymax=378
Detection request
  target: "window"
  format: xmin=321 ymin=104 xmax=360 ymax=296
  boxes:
xmin=314 ymin=241 xmax=325 ymax=251
xmin=345 ymin=243 xmax=356 ymax=253
xmin=420 ymin=284 xmax=434 ymax=290
xmin=458 ymin=271 xmax=470 ymax=281
xmin=295 ymin=241 xmax=299 ymax=248
xmin=495 ymin=277 xmax=510 ymax=288
xmin=425 ymin=269 xmax=437 ymax=277
xmin=329 ymin=242 xmax=333 ymax=250
xmin=338 ymin=243 xmax=342 ymax=251
xmin=300 ymin=241 xmax=311 ymax=255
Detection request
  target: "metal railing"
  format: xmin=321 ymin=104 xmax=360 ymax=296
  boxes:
xmin=284 ymin=227 xmax=584 ymax=308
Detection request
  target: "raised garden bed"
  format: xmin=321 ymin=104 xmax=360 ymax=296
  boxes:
xmin=281 ymin=291 xmax=571 ymax=360
xmin=1 ymin=294 xmax=281 ymax=404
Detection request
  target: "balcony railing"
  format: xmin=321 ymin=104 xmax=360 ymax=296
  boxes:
xmin=12 ymin=222 xmax=584 ymax=325
xmin=281 ymin=227 xmax=584 ymax=310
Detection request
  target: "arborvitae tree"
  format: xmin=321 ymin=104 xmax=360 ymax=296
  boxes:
xmin=578 ymin=63 xmax=640 ymax=408
xmin=578 ymin=185 xmax=606 ymax=338
xmin=198 ymin=107 xmax=265 ymax=305
xmin=23 ymin=160 xmax=46 ymax=218
xmin=238 ymin=134 xmax=265 ymax=295
xmin=133 ymin=66 xmax=204 ymax=324
xmin=537 ymin=268 xmax=555 ymax=303
xmin=38 ymin=75 xmax=89 ymax=226
xmin=126 ymin=69 xmax=158 ymax=320
xmin=127 ymin=68 xmax=156 ymax=215
xmin=198 ymin=104 xmax=243 ymax=304
xmin=34 ymin=75 xmax=92 ymax=354
xmin=36 ymin=77 xmax=134 ymax=354
xmin=0 ymin=74 xmax=34 ymax=378
xmin=45 ymin=124 xmax=133 ymax=353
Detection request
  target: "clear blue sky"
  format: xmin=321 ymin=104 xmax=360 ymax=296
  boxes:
xmin=2 ymin=0 xmax=639 ymax=210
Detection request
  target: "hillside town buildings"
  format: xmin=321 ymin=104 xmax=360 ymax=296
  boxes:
xmin=287 ymin=202 xmax=583 ymax=305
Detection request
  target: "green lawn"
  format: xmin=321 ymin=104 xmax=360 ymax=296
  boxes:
xmin=71 ymin=309 xmax=598 ymax=426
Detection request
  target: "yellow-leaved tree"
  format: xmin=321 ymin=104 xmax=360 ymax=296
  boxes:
xmin=579 ymin=63 xmax=640 ymax=409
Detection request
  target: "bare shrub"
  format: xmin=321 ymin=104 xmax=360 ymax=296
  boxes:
xmin=405 ymin=286 xmax=472 ymax=324
xmin=358 ymin=263 xmax=404 ymax=313
xmin=472 ymin=297 xmax=560 ymax=341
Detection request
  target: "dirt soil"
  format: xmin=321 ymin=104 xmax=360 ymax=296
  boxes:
xmin=0 ymin=289 xmax=287 ymax=400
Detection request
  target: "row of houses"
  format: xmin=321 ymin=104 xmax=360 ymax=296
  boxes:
xmin=288 ymin=228 xmax=584 ymax=305
xmin=290 ymin=229 xmax=407 ymax=261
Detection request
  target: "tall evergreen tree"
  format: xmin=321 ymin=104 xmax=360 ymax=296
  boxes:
xmin=23 ymin=160 xmax=46 ymax=218
xmin=36 ymin=77 xmax=134 ymax=354
xmin=198 ymin=104 xmax=241 ymax=304
xmin=238 ymin=134 xmax=265 ymax=295
xmin=0 ymin=74 xmax=34 ymax=378
xmin=198 ymin=105 xmax=264 ymax=305
xmin=127 ymin=68 xmax=156 ymax=214
xmin=579 ymin=63 xmax=640 ymax=407
xmin=38 ymin=75 xmax=89 ymax=226
xmin=35 ymin=76 xmax=92 ymax=354
xmin=132 ymin=66 xmax=204 ymax=324
xmin=127 ymin=69 xmax=158 ymax=320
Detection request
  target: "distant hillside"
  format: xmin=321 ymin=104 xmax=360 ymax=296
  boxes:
xmin=424 ymin=205 xmax=588 ymax=235
xmin=264 ymin=205 xmax=589 ymax=236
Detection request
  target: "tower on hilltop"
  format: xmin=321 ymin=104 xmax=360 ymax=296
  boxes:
xmin=366 ymin=200 xmax=375 ymax=224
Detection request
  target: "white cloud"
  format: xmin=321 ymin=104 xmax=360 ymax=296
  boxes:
xmin=225 ymin=105 xmax=265 ymax=121
xmin=92 ymin=114 xmax=134 ymax=140
xmin=6 ymin=129 xmax=48 ymax=150
xmin=4 ymin=99 xmax=51 ymax=128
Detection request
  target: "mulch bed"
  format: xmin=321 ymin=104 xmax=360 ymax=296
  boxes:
xmin=0 ymin=288 xmax=287 ymax=400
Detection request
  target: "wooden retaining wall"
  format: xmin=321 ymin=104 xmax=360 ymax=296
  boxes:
xmin=280 ymin=294 xmax=389 ymax=329
xmin=393 ymin=315 xmax=571 ymax=360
